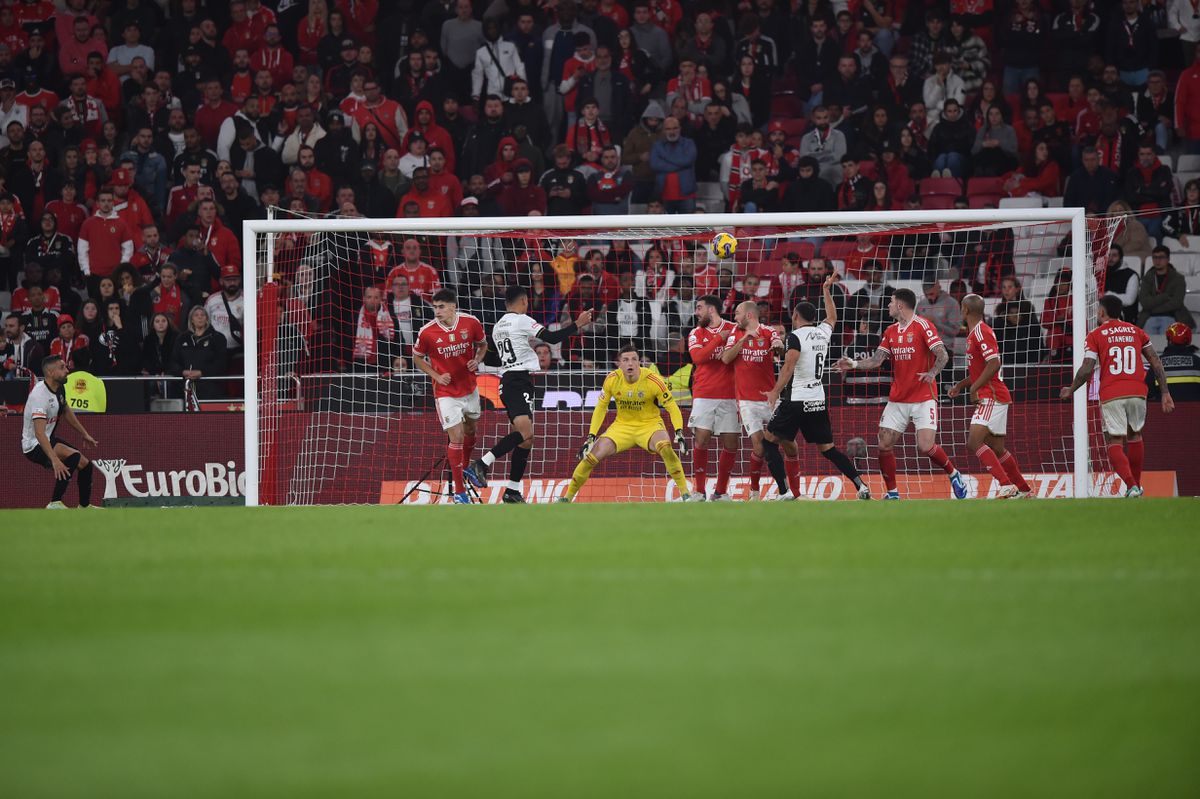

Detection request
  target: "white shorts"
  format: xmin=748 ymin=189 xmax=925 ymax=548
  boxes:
xmin=970 ymin=399 xmax=1009 ymax=436
xmin=436 ymin=390 xmax=481 ymax=430
xmin=879 ymin=400 xmax=939 ymax=433
xmin=738 ymin=399 xmax=773 ymax=435
xmin=1100 ymin=396 xmax=1146 ymax=437
xmin=690 ymin=397 xmax=740 ymax=435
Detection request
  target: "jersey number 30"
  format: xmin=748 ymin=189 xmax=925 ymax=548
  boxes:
xmin=1106 ymin=345 xmax=1139 ymax=376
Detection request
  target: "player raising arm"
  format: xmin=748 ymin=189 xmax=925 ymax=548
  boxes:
xmin=720 ymin=298 xmax=784 ymax=500
xmin=466 ymin=286 xmax=593 ymax=503
xmin=835 ymin=288 xmax=968 ymax=500
xmin=412 ymin=289 xmax=488 ymax=504
xmin=1060 ymin=295 xmax=1174 ymax=497
xmin=22 ymin=354 xmax=100 ymax=508
xmin=558 ymin=344 xmax=691 ymax=502
xmin=947 ymin=294 xmax=1034 ymax=498
xmin=760 ymin=275 xmax=871 ymax=500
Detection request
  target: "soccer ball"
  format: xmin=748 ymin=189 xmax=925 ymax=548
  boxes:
xmin=711 ymin=232 xmax=738 ymax=260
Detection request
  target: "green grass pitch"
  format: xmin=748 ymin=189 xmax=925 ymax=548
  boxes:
xmin=2 ymin=499 xmax=1199 ymax=798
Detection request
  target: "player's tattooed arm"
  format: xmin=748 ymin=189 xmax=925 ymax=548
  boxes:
xmin=837 ymin=346 xmax=888 ymax=372
xmin=1059 ymin=357 xmax=1097 ymax=399
xmin=918 ymin=343 xmax=949 ymax=383
xmin=1144 ymin=345 xmax=1175 ymax=413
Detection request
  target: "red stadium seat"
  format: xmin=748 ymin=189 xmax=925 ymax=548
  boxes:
xmin=771 ymin=241 xmax=817 ymax=262
xmin=920 ymin=177 xmax=963 ymax=198
xmin=920 ymin=194 xmax=958 ymax=210
xmin=967 ymin=176 xmax=1006 ymax=208
xmin=1047 ymin=92 xmax=1071 ymax=120
xmin=734 ymin=238 xmax=769 ymax=271
xmin=818 ymin=239 xmax=857 ymax=260
xmin=858 ymin=160 xmax=878 ymax=180
xmin=968 ymin=194 xmax=1002 ymax=209
xmin=770 ymin=94 xmax=803 ymax=119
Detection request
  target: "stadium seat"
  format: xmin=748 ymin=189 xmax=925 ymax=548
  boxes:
xmin=1158 ymin=154 xmax=1173 ymax=171
xmin=734 ymin=238 xmax=769 ymax=270
xmin=968 ymin=194 xmax=1002 ymax=209
xmin=818 ymin=240 xmax=857 ymax=261
xmin=966 ymin=177 xmax=1006 ymax=208
xmin=1125 ymin=255 xmax=1147 ymax=275
xmin=770 ymin=94 xmax=804 ymax=119
xmin=999 ymin=197 xmax=1042 ymax=209
xmin=1187 ymin=292 xmax=1200 ymax=316
xmin=772 ymin=241 xmax=817 ymax=262
xmin=775 ymin=118 xmax=807 ymax=143
xmin=1178 ymin=154 xmax=1200 ymax=173
xmin=1047 ymin=92 xmax=1071 ymax=119
xmin=1044 ymin=196 xmax=1064 ymax=207
xmin=920 ymin=177 xmax=963 ymax=199
xmin=827 ymin=259 xmax=847 ymax=277
xmin=771 ymin=75 xmax=800 ymax=95
xmin=919 ymin=194 xmax=958 ymax=209
xmin=858 ymin=160 xmax=878 ymax=180
xmin=1187 ymin=274 xmax=1200 ymax=291
xmin=1005 ymin=93 xmax=1021 ymax=112
xmin=1176 ymin=171 xmax=1199 ymax=189
xmin=1165 ymin=237 xmax=1200 ymax=254
xmin=1170 ymin=253 xmax=1200 ymax=275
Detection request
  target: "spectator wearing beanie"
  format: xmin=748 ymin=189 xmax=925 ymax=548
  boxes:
xmin=1150 ymin=323 xmax=1200 ymax=402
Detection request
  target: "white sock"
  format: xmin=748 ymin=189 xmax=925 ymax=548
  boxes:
xmin=482 ymin=452 xmax=496 ymax=467
xmin=506 ymin=480 xmax=522 ymax=491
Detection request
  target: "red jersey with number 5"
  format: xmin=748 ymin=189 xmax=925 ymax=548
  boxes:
xmin=879 ymin=315 xmax=943 ymax=403
xmin=413 ymin=313 xmax=485 ymax=399
xmin=966 ymin=322 xmax=1012 ymax=403
xmin=1084 ymin=320 xmax=1150 ymax=402
xmin=725 ymin=326 xmax=781 ymax=400
xmin=688 ymin=320 xmax=738 ymax=399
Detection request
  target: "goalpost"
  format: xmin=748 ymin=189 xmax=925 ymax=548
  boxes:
xmin=242 ymin=209 xmax=1120 ymax=506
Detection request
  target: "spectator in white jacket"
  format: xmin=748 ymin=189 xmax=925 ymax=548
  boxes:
xmin=276 ymin=106 xmax=326 ymax=165
xmin=472 ymin=18 xmax=526 ymax=102
xmin=1168 ymin=0 xmax=1200 ymax=66
xmin=923 ymin=53 xmax=966 ymax=126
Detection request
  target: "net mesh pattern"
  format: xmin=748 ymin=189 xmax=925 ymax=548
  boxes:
xmin=251 ymin=213 xmax=1122 ymax=504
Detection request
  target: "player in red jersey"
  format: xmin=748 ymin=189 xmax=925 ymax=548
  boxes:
xmin=720 ymin=298 xmax=783 ymax=499
xmin=411 ymin=289 xmax=488 ymax=504
xmin=836 ymin=288 xmax=968 ymax=499
xmin=1061 ymin=295 xmax=1174 ymax=497
xmin=948 ymin=294 xmax=1034 ymax=498
xmin=384 ymin=238 xmax=442 ymax=301
xmin=686 ymin=294 xmax=739 ymax=500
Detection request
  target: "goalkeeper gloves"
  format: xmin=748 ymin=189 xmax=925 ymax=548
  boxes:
xmin=674 ymin=430 xmax=688 ymax=456
xmin=578 ymin=434 xmax=596 ymax=460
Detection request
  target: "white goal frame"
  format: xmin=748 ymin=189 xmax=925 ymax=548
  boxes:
xmin=242 ymin=208 xmax=1093 ymax=506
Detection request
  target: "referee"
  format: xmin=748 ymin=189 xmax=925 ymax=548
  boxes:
xmin=21 ymin=355 xmax=100 ymax=509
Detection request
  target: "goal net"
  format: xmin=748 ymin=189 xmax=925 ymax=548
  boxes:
xmin=243 ymin=210 xmax=1121 ymax=505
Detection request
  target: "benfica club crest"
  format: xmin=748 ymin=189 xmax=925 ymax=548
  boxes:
xmin=906 ymin=332 xmax=913 ymax=343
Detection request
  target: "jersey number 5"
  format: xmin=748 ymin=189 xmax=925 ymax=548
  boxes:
xmin=1106 ymin=345 xmax=1138 ymax=376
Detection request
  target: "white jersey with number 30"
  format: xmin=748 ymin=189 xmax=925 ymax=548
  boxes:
xmin=492 ymin=312 xmax=546 ymax=373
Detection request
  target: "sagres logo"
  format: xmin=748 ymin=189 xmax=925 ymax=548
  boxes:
xmin=95 ymin=459 xmax=246 ymax=499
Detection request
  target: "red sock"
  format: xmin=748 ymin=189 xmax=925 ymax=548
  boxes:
xmin=998 ymin=451 xmax=1032 ymax=493
xmin=715 ymin=449 xmax=736 ymax=495
xmin=1127 ymin=439 xmax=1144 ymax=486
xmin=975 ymin=445 xmax=1010 ymax=485
xmin=879 ymin=450 xmax=898 ymax=491
xmin=749 ymin=453 xmax=764 ymax=492
xmin=462 ymin=433 xmax=476 ymax=464
xmin=1107 ymin=444 xmax=1135 ymax=490
xmin=925 ymin=444 xmax=956 ymax=475
xmin=785 ymin=454 xmax=801 ymax=497
xmin=448 ymin=442 xmax=465 ymax=494
xmin=692 ymin=446 xmax=709 ymax=495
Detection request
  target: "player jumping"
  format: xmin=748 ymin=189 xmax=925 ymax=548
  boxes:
xmin=686 ymin=294 xmax=739 ymax=501
xmin=559 ymin=344 xmax=691 ymax=502
xmin=835 ymin=288 xmax=968 ymax=500
xmin=947 ymin=294 xmax=1034 ymax=498
xmin=412 ymin=288 xmax=488 ymax=504
xmin=1060 ymin=295 xmax=1174 ymax=497
xmin=761 ymin=276 xmax=871 ymax=500
xmin=22 ymin=354 xmax=100 ymax=508
xmin=466 ymin=286 xmax=593 ymax=503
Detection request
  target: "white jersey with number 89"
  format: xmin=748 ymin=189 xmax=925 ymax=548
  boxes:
xmin=492 ymin=312 xmax=546 ymax=373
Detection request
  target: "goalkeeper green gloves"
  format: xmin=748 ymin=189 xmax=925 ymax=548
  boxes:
xmin=673 ymin=430 xmax=688 ymax=456
xmin=577 ymin=434 xmax=596 ymax=460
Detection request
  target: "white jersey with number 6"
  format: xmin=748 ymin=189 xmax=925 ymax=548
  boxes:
xmin=491 ymin=312 xmax=546 ymax=373
xmin=786 ymin=322 xmax=833 ymax=402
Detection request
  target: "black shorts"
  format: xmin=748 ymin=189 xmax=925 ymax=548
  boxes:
xmin=766 ymin=399 xmax=833 ymax=445
xmin=500 ymin=371 xmax=536 ymax=422
xmin=23 ymin=436 xmax=62 ymax=470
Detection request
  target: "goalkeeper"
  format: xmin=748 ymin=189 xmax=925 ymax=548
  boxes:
xmin=559 ymin=345 xmax=692 ymax=502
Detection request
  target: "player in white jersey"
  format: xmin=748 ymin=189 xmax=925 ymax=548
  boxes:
xmin=760 ymin=275 xmax=870 ymax=500
xmin=466 ymin=285 xmax=592 ymax=503
xmin=21 ymin=354 xmax=100 ymax=508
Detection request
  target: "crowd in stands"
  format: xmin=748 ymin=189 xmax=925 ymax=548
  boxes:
xmin=2 ymin=0 xmax=1200 ymax=397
